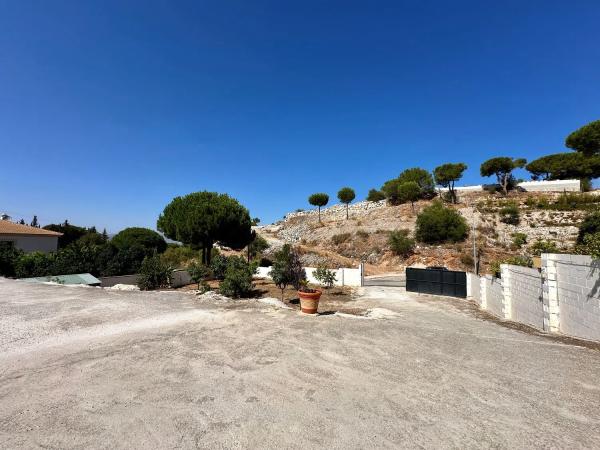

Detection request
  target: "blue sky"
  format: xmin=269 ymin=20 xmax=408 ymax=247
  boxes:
xmin=1 ymin=0 xmax=599 ymax=232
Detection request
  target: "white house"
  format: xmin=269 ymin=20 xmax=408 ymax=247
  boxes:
xmin=0 ymin=220 xmax=62 ymax=253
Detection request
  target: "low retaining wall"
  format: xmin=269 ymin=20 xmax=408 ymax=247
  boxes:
xmin=468 ymin=253 xmax=600 ymax=342
xmin=100 ymin=274 xmax=139 ymax=288
xmin=256 ymin=266 xmax=362 ymax=287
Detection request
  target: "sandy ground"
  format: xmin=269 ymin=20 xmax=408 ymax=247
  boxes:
xmin=1 ymin=278 xmax=600 ymax=449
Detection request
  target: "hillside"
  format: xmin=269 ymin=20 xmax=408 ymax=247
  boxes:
xmin=258 ymin=191 xmax=598 ymax=275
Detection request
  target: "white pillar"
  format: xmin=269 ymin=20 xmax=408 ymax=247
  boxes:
xmin=542 ymin=254 xmax=560 ymax=333
xmin=480 ymin=276 xmax=487 ymax=309
xmin=500 ymin=265 xmax=512 ymax=320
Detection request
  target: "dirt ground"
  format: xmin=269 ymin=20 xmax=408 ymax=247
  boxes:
xmin=178 ymin=279 xmax=359 ymax=315
xmin=2 ymin=278 xmax=600 ymax=449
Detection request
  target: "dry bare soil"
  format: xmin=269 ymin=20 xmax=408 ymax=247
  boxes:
xmin=2 ymin=278 xmax=600 ymax=449
xmin=259 ymin=191 xmax=596 ymax=275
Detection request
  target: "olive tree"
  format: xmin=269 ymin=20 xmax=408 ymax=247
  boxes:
xmin=157 ymin=191 xmax=253 ymax=265
xmin=308 ymin=193 xmax=329 ymax=223
xmin=269 ymin=244 xmax=306 ymax=301
xmin=480 ymin=157 xmax=526 ymax=195
xmin=337 ymin=187 xmax=356 ymax=219
xmin=433 ymin=162 xmax=467 ymax=203
xmin=566 ymin=119 xmax=600 ymax=156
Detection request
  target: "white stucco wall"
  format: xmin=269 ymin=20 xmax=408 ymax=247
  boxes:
xmin=256 ymin=266 xmax=362 ymax=287
xmin=438 ymin=179 xmax=581 ymax=193
xmin=0 ymin=235 xmax=58 ymax=253
xmin=467 ymin=272 xmax=481 ymax=304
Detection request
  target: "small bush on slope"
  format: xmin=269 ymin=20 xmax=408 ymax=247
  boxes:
xmin=415 ymin=201 xmax=468 ymax=244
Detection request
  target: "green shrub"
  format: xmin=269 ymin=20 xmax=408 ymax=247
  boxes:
xmin=15 ymin=252 xmax=55 ymax=278
xmin=512 ymin=233 xmax=527 ymax=248
xmin=490 ymin=256 xmax=532 ymax=277
xmin=331 ymin=233 xmax=351 ymax=245
xmin=499 ymin=203 xmax=520 ymax=225
xmin=577 ymin=211 xmax=600 ymax=243
xmin=0 ymin=242 xmax=23 ymax=277
xmin=187 ymin=260 xmax=211 ymax=289
xmin=530 ymin=240 xmax=559 ymax=256
xmin=366 ymin=189 xmax=386 ymax=202
xmin=210 ymin=254 xmax=229 ymax=280
xmin=313 ymin=265 xmax=337 ymax=288
xmin=269 ymin=244 xmax=306 ymax=301
xmin=388 ymin=229 xmax=415 ymax=257
xmin=415 ymin=202 xmax=468 ymax=244
xmin=137 ymin=254 xmax=172 ymax=290
xmin=219 ymin=256 xmax=256 ymax=298
xmin=160 ymin=245 xmax=197 ymax=268
xmin=580 ymin=232 xmax=600 ymax=260
xmin=247 ymin=234 xmax=270 ymax=260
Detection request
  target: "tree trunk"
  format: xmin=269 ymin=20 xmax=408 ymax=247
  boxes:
xmin=502 ymin=175 xmax=508 ymax=196
xmin=346 ymin=204 xmax=349 ymax=220
xmin=318 ymin=206 xmax=321 ymax=223
xmin=411 ymin=201 xmax=415 ymax=213
xmin=205 ymin=241 xmax=213 ymax=266
xmin=281 ymin=287 xmax=285 ymax=302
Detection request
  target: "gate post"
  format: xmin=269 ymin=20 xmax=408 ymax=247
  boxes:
xmin=359 ymin=263 xmax=364 ymax=287
xmin=542 ymin=254 xmax=560 ymax=333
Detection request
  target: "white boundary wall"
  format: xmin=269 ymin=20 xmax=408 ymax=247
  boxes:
xmin=256 ymin=266 xmax=362 ymax=287
xmin=501 ymin=265 xmax=544 ymax=330
xmin=439 ymin=179 xmax=580 ymax=193
xmin=469 ymin=253 xmax=600 ymax=342
xmin=543 ymin=254 xmax=600 ymax=342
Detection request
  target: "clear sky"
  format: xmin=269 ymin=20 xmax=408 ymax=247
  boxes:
xmin=1 ymin=0 xmax=599 ymax=232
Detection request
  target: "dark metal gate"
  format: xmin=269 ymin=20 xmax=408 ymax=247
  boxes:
xmin=405 ymin=267 xmax=467 ymax=298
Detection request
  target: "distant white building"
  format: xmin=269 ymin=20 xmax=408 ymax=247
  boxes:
xmin=0 ymin=220 xmax=62 ymax=253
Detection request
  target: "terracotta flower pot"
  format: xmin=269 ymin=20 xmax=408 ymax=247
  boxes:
xmin=298 ymin=289 xmax=322 ymax=314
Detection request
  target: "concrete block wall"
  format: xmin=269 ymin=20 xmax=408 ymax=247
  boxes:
xmin=468 ymin=254 xmax=600 ymax=342
xmin=482 ymin=276 xmax=505 ymax=318
xmin=501 ymin=264 xmax=544 ymax=330
xmin=545 ymin=254 xmax=600 ymax=342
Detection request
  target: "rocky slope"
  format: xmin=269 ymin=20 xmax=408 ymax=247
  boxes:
xmin=258 ymin=191 xmax=597 ymax=275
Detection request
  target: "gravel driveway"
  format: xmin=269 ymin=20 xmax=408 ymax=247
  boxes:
xmin=1 ymin=278 xmax=599 ymax=449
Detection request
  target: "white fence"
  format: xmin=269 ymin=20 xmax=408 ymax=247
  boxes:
xmin=469 ymin=253 xmax=600 ymax=342
xmin=256 ymin=265 xmax=363 ymax=287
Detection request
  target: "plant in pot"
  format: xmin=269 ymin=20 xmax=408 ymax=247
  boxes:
xmin=298 ymin=279 xmax=322 ymax=314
